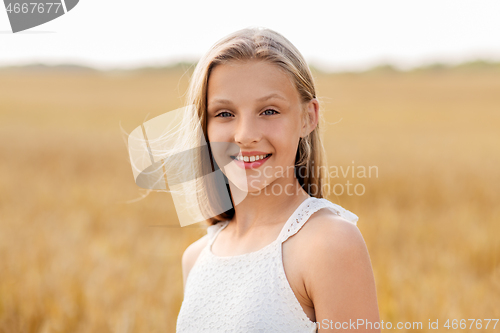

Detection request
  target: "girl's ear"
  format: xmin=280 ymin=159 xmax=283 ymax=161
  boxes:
xmin=301 ymin=99 xmax=320 ymax=138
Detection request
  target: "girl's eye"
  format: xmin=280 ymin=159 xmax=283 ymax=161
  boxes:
xmin=262 ymin=109 xmax=279 ymax=116
xmin=215 ymin=109 xmax=278 ymax=117
xmin=215 ymin=111 xmax=233 ymax=118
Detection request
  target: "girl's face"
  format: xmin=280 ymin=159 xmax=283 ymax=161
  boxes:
xmin=206 ymin=59 xmax=308 ymax=194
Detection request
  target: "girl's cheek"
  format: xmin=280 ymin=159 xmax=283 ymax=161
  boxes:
xmin=265 ymin=120 xmax=293 ymax=139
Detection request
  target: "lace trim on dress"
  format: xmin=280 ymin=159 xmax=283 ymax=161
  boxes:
xmin=206 ymin=220 xmax=229 ymax=246
xmin=278 ymin=197 xmax=359 ymax=243
xmin=206 ymin=197 xmax=359 ymax=246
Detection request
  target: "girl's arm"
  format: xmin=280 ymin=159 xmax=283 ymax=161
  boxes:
xmin=303 ymin=216 xmax=381 ymax=332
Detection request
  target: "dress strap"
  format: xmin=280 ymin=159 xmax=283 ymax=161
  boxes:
xmin=278 ymin=197 xmax=359 ymax=244
xmin=206 ymin=221 xmax=229 ymax=246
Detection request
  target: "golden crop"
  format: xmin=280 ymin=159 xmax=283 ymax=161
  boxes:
xmin=0 ymin=67 xmax=498 ymax=332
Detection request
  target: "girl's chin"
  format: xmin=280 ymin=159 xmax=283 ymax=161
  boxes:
xmin=227 ymin=178 xmax=271 ymax=193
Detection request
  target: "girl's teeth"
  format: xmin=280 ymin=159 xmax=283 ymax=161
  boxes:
xmin=236 ymin=154 xmax=269 ymax=162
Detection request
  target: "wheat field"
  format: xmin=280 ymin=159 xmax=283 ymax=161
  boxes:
xmin=0 ymin=66 xmax=499 ymax=332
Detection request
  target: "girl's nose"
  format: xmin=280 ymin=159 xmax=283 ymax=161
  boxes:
xmin=234 ymin=114 xmax=261 ymax=145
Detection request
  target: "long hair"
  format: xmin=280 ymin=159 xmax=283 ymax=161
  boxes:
xmin=182 ymin=27 xmax=329 ymax=226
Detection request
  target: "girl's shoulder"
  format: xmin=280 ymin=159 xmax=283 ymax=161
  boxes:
xmin=306 ymin=206 xmax=361 ymax=243
xmin=182 ymin=220 xmax=228 ymax=266
xmin=286 ymin=200 xmax=368 ymax=293
xmin=279 ymin=197 xmax=358 ymax=244
xmin=182 ymin=233 xmax=209 ymax=268
xmin=292 ymin=203 xmax=378 ymax=329
xmin=308 ymin=197 xmax=359 ymax=226
xmin=286 ymin=198 xmax=362 ymax=254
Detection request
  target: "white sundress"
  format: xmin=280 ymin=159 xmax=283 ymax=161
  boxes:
xmin=176 ymin=196 xmax=359 ymax=333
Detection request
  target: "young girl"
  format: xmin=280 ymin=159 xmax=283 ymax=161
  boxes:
xmin=176 ymin=27 xmax=380 ymax=332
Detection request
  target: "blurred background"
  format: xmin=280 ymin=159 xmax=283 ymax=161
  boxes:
xmin=1 ymin=0 xmax=499 ymax=332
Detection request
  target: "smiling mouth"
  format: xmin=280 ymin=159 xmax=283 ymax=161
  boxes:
xmin=230 ymin=153 xmax=272 ymax=162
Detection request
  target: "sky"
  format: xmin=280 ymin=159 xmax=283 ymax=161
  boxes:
xmin=1 ymin=0 xmax=500 ymax=71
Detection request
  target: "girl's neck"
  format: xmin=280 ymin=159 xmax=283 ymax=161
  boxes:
xmin=226 ymin=177 xmax=311 ymax=239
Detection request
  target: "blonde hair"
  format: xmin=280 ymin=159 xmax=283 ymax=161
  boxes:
xmin=181 ymin=27 xmax=329 ymax=226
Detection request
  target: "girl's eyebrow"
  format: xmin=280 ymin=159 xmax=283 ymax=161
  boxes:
xmin=209 ymin=93 xmax=287 ymax=106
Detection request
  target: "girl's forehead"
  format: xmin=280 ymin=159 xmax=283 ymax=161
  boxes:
xmin=207 ymin=60 xmax=300 ymax=104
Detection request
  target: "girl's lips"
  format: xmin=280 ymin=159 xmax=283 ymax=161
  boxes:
xmin=231 ymin=154 xmax=272 ymax=169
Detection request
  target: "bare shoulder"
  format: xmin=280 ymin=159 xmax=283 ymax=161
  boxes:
xmin=298 ymin=208 xmax=370 ymax=280
xmin=299 ymin=207 xmax=365 ymax=255
xmin=181 ymin=233 xmax=209 ymax=290
xmin=287 ymin=207 xmax=368 ymax=286
xmin=182 ymin=233 xmax=209 ymax=267
xmin=296 ymin=208 xmax=380 ymax=331
xmin=285 ymin=207 xmax=365 ymax=266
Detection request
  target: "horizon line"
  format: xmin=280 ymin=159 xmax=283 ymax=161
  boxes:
xmin=1 ymin=58 xmax=500 ymax=74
